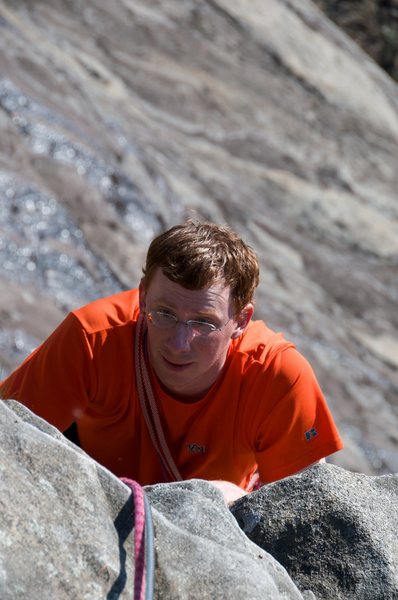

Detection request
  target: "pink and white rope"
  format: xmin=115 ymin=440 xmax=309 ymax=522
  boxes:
xmin=120 ymin=477 xmax=147 ymax=600
xmin=134 ymin=314 xmax=182 ymax=482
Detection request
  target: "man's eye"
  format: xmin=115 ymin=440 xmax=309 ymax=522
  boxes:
xmin=158 ymin=309 xmax=174 ymax=317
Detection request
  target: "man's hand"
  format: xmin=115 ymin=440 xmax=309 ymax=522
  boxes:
xmin=209 ymin=460 xmax=326 ymax=504
xmin=210 ymin=480 xmax=248 ymax=505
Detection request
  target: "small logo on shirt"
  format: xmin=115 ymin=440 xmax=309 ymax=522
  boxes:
xmin=187 ymin=443 xmax=206 ymax=454
xmin=305 ymin=428 xmax=318 ymax=441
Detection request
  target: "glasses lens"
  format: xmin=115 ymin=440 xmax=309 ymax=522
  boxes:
xmin=189 ymin=321 xmax=216 ymax=336
xmin=148 ymin=312 xmax=217 ymax=336
xmin=149 ymin=311 xmax=176 ymax=329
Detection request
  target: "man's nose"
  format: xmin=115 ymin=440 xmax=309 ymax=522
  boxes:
xmin=166 ymin=322 xmax=193 ymax=351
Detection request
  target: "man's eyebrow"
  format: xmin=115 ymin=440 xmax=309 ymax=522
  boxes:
xmin=151 ymin=298 xmax=219 ymax=317
xmin=151 ymin=296 xmax=175 ymax=307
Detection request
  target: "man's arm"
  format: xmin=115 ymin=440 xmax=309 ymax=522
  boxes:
xmin=0 ymin=313 xmax=92 ymax=431
xmin=252 ymin=348 xmax=343 ymax=484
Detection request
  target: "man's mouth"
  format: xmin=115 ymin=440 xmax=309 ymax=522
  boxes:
xmin=162 ymin=356 xmax=193 ymax=370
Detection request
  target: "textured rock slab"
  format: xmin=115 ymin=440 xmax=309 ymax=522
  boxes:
xmin=145 ymin=481 xmax=313 ymax=600
xmin=0 ymin=400 xmax=312 ymax=599
xmin=0 ymin=400 xmax=135 ymax=599
xmin=232 ymin=463 xmax=398 ymax=600
xmin=0 ymin=0 xmax=397 ymax=481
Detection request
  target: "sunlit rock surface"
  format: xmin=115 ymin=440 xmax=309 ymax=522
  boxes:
xmin=0 ymin=0 xmax=397 ymax=475
xmin=313 ymin=0 xmax=398 ymax=82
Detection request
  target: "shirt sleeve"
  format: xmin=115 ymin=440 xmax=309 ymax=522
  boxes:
xmin=251 ymin=347 xmax=343 ymax=483
xmin=0 ymin=313 xmax=94 ymax=431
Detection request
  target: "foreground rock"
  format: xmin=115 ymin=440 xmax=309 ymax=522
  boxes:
xmin=0 ymin=0 xmax=398 ymax=477
xmin=0 ymin=400 xmax=312 ymax=599
xmin=232 ymin=464 xmax=398 ymax=600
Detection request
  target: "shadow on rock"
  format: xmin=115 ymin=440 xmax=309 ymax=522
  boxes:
xmin=231 ymin=463 xmax=398 ymax=600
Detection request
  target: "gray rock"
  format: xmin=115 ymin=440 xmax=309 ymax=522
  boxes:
xmin=0 ymin=400 xmax=135 ymax=599
xmin=313 ymin=0 xmax=398 ymax=82
xmin=0 ymin=0 xmax=397 ymax=478
xmin=231 ymin=463 xmax=398 ymax=599
xmin=145 ymin=481 xmax=313 ymax=600
xmin=0 ymin=399 xmax=312 ymax=599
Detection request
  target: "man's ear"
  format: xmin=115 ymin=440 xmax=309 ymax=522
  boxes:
xmin=138 ymin=279 xmax=147 ymax=313
xmin=231 ymin=303 xmax=254 ymax=339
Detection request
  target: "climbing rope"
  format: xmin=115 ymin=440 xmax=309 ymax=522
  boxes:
xmin=120 ymin=477 xmax=155 ymax=600
xmin=134 ymin=314 xmax=182 ymax=482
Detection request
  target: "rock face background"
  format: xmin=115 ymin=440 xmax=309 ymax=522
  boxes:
xmin=0 ymin=0 xmax=397 ymax=476
xmin=313 ymin=0 xmax=398 ymax=82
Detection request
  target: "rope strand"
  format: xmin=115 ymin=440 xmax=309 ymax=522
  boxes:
xmin=120 ymin=478 xmax=147 ymax=600
xmin=135 ymin=314 xmax=182 ymax=482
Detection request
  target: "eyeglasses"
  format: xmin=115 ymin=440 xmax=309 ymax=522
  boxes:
xmin=146 ymin=310 xmax=230 ymax=337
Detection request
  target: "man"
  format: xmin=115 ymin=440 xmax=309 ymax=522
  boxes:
xmin=0 ymin=221 xmax=343 ymax=503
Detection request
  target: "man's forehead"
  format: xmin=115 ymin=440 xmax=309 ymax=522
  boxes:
xmin=147 ymin=269 xmax=232 ymax=308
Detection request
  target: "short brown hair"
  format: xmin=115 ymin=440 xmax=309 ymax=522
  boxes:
xmin=141 ymin=220 xmax=259 ymax=314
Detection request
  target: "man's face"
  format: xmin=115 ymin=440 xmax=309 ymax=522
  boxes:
xmin=139 ymin=268 xmax=252 ymax=401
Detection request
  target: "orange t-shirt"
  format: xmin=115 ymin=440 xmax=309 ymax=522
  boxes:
xmin=0 ymin=289 xmax=343 ymax=488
